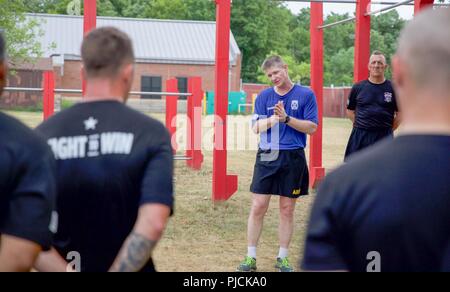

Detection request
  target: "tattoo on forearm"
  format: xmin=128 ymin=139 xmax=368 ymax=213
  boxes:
xmin=112 ymin=232 xmax=157 ymax=272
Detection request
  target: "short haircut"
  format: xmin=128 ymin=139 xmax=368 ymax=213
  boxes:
xmin=370 ymin=50 xmax=387 ymax=63
xmin=81 ymin=27 xmax=135 ymax=78
xmin=397 ymin=8 xmax=450 ymax=92
xmin=0 ymin=31 xmax=5 ymax=62
xmin=261 ymin=55 xmax=286 ymax=71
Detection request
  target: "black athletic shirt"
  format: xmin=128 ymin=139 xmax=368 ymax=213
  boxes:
xmin=302 ymin=135 xmax=450 ymax=272
xmin=347 ymin=80 xmax=398 ymax=130
xmin=36 ymin=100 xmax=174 ymax=272
xmin=0 ymin=112 xmax=56 ymax=250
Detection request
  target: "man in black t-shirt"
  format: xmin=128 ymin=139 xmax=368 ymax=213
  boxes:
xmin=0 ymin=33 xmax=57 ymax=272
xmin=35 ymin=27 xmax=174 ymax=272
xmin=344 ymin=51 xmax=401 ymax=161
xmin=302 ymin=8 xmax=450 ymax=272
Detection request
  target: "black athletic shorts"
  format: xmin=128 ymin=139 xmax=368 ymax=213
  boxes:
xmin=344 ymin=127 xmax=393 ymax=161
xmin=250 ymin=148 xmax=309 ymax=198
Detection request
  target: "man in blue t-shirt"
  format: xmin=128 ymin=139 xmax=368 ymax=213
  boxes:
xmin=237 ymin=55 xmax=318 ymax=272
xmin=302 ymin=8 xmax=450 ymax=272
xmin=344 ymin=51 xmax=401 ymax=161
xmin=0 ymin=33 xmax=57 ymax=272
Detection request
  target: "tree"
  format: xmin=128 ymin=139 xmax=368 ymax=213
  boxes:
xmin=231 ymin=0 xmax=293 ymax=82
xmin=257 ymin=52 xmax=310 ymax=86
xmin=324 ymin=47 xmax=354 ymax=87
xmin=0 ymin=0 xmax=46 ymax=64
xmin=289 ymin=8 xmax=310 ymax=64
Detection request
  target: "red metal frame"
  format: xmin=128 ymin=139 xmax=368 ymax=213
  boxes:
xmin=213 ymin=0 xmax=237 ymax=201
xmin=82 ymin=0 xmax=97 ymax=97
xmin=309 ymin=3 xmax=326 ymax=189
xmin=43 ymin=71 xmax=55 ymax=120
xmin=76 ymin=0 xmax=430 ymax=201
xmin=166 ymin=78 xmax=179 ymax=153
xmin=414 ymin=0 xmax=434 ymax=13
xmin=354 ymin=0 xmax=371 ymax=83
xmin=186 ymin=77 xmax=204 ymax=170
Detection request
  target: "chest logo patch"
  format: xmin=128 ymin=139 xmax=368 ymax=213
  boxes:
xmin=384 ymin=92 xmax=393 ymax=103
xmin=291 ymin=100 xmax=299 ymax=110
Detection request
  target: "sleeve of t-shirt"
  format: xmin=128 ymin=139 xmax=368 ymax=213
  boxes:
xmin=301 ymin=175 xmax=348 ymax=271
xmin=0 ymin=145 xmax=56 ymax=251
xmin=251 ymin=93 xmax=267 ymax=125
xmin=303 ymin=91 xmax=319 ymax=125
xmin=347 ymin=83 xmax=360 ymax=111
xmin=140 ymin=127 xmax=174 ymax=212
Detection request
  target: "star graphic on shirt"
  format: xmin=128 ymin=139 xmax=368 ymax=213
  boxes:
xmin=84 ymin=117 xmax=98 ymax=131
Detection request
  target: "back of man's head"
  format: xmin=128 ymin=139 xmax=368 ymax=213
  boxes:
xmin=81 ymin=27 xmax=134 ymax=79
xmin=396 ymin=8 xmax=450 ymax=95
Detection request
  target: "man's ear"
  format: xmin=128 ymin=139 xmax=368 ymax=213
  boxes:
xmin=80 ymin=65 xmax=87 ymax=81
xmin=122 ymin=63 xmax=134 ymax=85
xmin=392 ymin=55 xmax=404 ymax=89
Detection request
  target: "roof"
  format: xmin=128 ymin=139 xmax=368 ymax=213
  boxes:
xmin=9 ymin=58 xmax=53 ymax=71
xmin=27 ymin=13 xmax=241 ymax=66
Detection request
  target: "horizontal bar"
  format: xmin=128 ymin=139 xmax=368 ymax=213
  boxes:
xmin=4 ymin=87 xmax=192 ymax=97
xmin=282 ymin=0 xmax=447 ymax=6
xmin=318 ymin=16 xmax=356 ymax=29
xmin=4 ymin=87 xmax=43 ymax=92
xmin=129 ymin=91 xmax=191 ymax=97
xmin=174 ymin=155 xmax=192 ymax=161
xmin=54 ymin=89 xmax=82 ymax=93
xmin=365 ymin=0 xmax=413 ymax=16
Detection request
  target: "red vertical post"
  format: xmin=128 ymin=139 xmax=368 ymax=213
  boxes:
xmin=213 ymin=0 xmax=237 ymax=201
xmin=414 ymin=0 xmax=434 ymax=14
xmin=354 ymin=0 xmax=371 ymax=82
xmin=43 ymin=71 xmax=55 ymax=120
xmin=166 ymin=78 xmax=179 ymax=153
xmin=186 ymin=77 xmax=204 ymax=170
xmin=310 ymin=3 xmax=325 ymax=189
xmin=83 ymin=0 xmax=97 ymax=96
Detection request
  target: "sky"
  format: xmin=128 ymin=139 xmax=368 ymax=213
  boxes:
xmin=284 ymin=1 xmax=415 ymax=20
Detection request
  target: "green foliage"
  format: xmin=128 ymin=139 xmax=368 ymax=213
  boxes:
xmin=257 ymin=52 xmax=310 ymax=86
xmin=61 ymin=99 xmax=76 ymax=110
xmin=0 ymin=0 xmax=45 ymax=63
xmin=324 ymin=47 xmax=355 ymax=87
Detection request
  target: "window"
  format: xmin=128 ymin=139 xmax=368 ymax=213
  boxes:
xmin=141 ymin=76 xmax=162 ymax=99
xmin=177 ymin=77 xmax=188 ymax=100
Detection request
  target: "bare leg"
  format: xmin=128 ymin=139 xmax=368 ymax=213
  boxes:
xmin=279 ymin=196 xmax=297 ymax=249
xmin=247 ymin=194 xmax=271 ymax=247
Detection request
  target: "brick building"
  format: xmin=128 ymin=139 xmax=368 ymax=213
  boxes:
xmin=24 ymin=13 xmax=242 ymax=99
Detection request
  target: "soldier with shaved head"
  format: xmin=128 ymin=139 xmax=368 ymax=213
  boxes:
xmin=302 ymin=8 xmax=450 ymax=272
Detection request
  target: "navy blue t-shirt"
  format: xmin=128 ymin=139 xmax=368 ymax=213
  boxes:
xmin=347 ymin=80 xmax=398 ymax=130
xmin=302 ymin=135 xmax=450 ymax=272
xmin=252 ymin=85 xmax=318 ymax=150
xmin=0 ymin=112 xmax=56 ymax=250
xmin=36 ymin=101 xmax=174 ymax=272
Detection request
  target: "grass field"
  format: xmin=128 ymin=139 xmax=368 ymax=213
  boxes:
xmin=3 ymin=109 xmax=353 ymax=272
